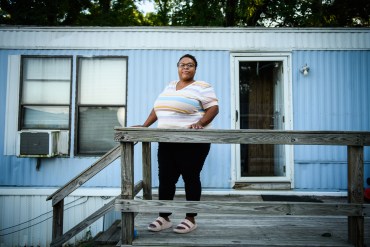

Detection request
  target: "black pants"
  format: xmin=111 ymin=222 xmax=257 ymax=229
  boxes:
xmin=157 ymin=142 xmax=210 ymax=218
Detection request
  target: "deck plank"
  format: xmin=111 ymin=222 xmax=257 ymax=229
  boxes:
xmin=132 ymin=213 xmax=357 ymax=246
xmin=100 ymin=195 xmax=369 ymax=246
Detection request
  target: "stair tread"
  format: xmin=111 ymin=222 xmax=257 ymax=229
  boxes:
xmin=94 ymin=220 xmax=121 ymax=244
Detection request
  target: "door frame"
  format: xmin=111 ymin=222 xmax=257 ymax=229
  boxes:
xmin=230 ymin=53 xmax=294 ymax=186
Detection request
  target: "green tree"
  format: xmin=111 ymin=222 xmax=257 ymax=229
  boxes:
xmin=325 ymin=0 xmax=370 ymax=26
xmin=151 ymin=0 xmax=173 ymax=25
xmin=1 ymin=0 xmax=368 ymax=27
xmin=0 ymin=0 xmax=148 ymax=26
xmin=259 ymin=0 xmax=369 ymax=27
xmin=170 ymin=0 xmax=224 ymax=26
xmin=81 ymin=0 xmax=145 ymax=26
xmin=54 ymin=0 xmax=93 ymax=25
xmin=164 ymin=0 xmax=369 ymax=27
xmin=1 ymin=0 xmax=64 ymax=25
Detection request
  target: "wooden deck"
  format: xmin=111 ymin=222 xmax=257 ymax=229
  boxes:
xmin=94 ymin=195 xmax=370 ymax=246
xmin=48 ymin=129 xmax=370 ymax=247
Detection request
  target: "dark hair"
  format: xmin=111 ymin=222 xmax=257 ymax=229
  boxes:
xmin=178 ymin=54 xmax=197 ymax=68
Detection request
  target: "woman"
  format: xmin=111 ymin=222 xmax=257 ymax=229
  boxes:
xmin=137 ymin=54 xmax=219 ymax=234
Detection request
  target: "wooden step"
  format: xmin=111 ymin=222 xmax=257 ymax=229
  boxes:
xmin=94 ymin=220 xmax=121 ymax=245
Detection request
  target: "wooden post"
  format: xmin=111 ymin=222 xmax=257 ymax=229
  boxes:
xmin=347 ymin=145 xmax=364 ymax=247
xmin=142 ymin=142 xmax=152 ymax=200
xmin=52 ymin=199 xmax=64 ymax=246
xmin=121 ymin=142 xmax=135 ymax=245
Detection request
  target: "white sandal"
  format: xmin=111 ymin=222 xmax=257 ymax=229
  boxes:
xmin=147 ymin=216 xmax=173 ymax=232
xmin=173 ymin=219 xmax=197 ymax=234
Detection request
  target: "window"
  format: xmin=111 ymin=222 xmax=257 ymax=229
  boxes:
xmin=77 ymin=57 xmax=127 ymax=155
xmin=20 ymin=56 xmax=72 ymax=130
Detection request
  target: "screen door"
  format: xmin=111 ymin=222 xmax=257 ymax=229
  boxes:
xmin=233 ymin=55 xmax=293 ymax=183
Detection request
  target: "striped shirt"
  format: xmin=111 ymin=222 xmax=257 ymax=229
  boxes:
xmin=154 ymin=80 xmax=218 ymax=129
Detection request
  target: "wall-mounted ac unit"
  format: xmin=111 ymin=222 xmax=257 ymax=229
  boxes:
xmin=17 ymin=130 xmax=60 ymax=157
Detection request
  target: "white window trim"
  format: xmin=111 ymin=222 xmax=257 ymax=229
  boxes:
xmin=4 ymin=55 xmax=20 ymax=155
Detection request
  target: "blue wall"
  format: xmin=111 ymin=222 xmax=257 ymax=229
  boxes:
xmin=0 ymin=49 xmax=369 ymax=190
xmin=293 ymin=50 xmax=370 ymax=190
xmin=0 ymin=49 xmax=231 ymax=189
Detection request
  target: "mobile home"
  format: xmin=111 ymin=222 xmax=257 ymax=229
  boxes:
xmin=0 ymin=27 xmax=369 ymax=246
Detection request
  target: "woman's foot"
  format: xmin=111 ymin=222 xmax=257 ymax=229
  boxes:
xmin=173 ymin=217 xmax=197 ymax=234
xmin=148 ymin=216 xmax=173 ymax=232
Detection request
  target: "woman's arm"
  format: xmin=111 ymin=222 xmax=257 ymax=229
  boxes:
xmin=190 ymin=105 xmax=219 ymax=129
xmin=133 ymin=109 xmax=157 ymax=127
xmin=142 ymin=109 xmax=158 ymax=127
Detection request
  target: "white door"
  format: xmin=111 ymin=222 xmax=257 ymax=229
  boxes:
xmin=231 ymin=54 xmax=294 ymax=185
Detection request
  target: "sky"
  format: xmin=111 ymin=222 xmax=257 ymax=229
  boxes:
xmin=136 ymin=0 xmax=155 ymax=14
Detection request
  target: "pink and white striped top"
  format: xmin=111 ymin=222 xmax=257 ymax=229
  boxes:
xmin=154 ymin=80 xmax=218 ymax=129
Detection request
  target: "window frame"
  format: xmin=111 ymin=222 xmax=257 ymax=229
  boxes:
xmin=18 ymin=55 xmax=73 ymax=131
xmin=75 ymin=55 xmax=128 ymax=156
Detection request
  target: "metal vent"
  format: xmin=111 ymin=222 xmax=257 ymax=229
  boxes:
xmin=20 ymin=132 xmax=50 ymax=155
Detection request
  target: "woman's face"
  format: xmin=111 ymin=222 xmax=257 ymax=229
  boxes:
xmin=177 ymin=57 xmax=196 ymax=82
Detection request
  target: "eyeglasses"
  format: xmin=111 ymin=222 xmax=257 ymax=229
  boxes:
xmin=177 ymin=63 xmax=195 ymax=69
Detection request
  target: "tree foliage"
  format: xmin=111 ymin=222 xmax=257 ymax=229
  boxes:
xmin=0 ymin=0 xmax=369 ymax=27
xmin=0 ymin=0 xmax=148 ymax=26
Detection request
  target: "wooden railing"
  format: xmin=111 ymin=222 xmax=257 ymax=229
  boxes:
xmin=46 ymin=145 xmax=122 ymax=247
xmin=114 ymin=128 xmax=370 ymax=247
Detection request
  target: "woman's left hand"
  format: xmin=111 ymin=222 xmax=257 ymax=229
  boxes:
xmin=189 ymin=121 xmax=204 ymax=129
xmin=189 ymin=105 xmax=219 ymax=129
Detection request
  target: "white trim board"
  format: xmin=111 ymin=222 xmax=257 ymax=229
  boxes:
xmin=1 ymin=27 xmax=370 ymax=51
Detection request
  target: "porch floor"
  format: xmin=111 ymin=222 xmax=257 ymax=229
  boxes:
xmin=95 ymin=195 xmax=369 ymax=247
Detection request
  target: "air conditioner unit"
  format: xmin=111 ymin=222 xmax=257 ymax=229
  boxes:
xmin=17 ymin=130 xmax=60 ymax=157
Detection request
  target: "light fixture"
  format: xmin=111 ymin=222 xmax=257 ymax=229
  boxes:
xmin=117 ymin=107 xmax=126 ymax=127
xmin=300 ymin=64 xmax=310 ymax=76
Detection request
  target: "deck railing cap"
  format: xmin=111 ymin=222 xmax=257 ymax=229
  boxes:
xmin=114 ymin=127 xmax=370 ymax=146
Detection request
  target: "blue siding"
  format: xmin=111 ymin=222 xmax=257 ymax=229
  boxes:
xmin=1 ymin=48 xmax=369 ymax=190
xmin=127 ymin=50 xmax=231 ymax=189
xmin=0 ymin=49 xmax=231 ymax=189
xmin=293 ymin=50 xmax=370 ymax=190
